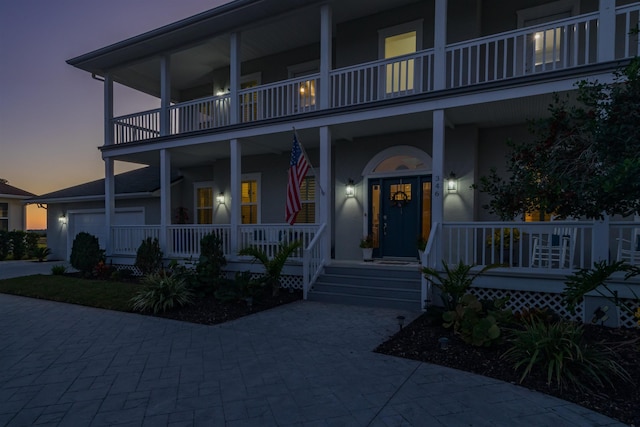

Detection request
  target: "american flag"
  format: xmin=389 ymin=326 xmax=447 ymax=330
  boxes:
xmin=285 ymin=133 xmax=310 ymax=225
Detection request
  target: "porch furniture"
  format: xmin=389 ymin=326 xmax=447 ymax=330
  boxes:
xmin=616 ymin=225 xmax=640 ymax=266
xmin=530 ymin=222 xmax=576 ymax=269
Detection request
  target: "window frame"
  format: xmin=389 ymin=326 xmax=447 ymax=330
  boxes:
xmin=0 ymin=202 xmax=8 ymax=231
xmin=296 ymin=174 xmax=318 ymax=224
xmin=241 ymin=173 xmax=261 ymax=224
xmin=193 ymin=181 xmax=214 ymax=225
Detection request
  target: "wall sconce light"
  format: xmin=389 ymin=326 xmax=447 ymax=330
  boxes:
xmin=58 ymin=213 xmax=67 ymax=225
xmin=345 ymin=179 xmax=355 ymax=198
xmin=216 ymin=192 xmax=225 ymax=205
xmin=446 ymin=171 xmax=458 ymax=193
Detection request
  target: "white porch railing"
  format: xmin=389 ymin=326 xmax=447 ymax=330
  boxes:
xmin=169 ymin=95 xmax=231 ymax=134
xmin=302 ymin=223 xmax=327 ymax=299
xmin=446 ymin=12 xmax=599 ymax=88
xmin=330 ymin=50 xmax=434 ymax=108
xmin=167 ymin=225 xmax=231 ymax=258
xmin=440 ymin=221 xmax=595 ymax=271
xmin=238 ymin=224 xmax=319 ymax=261
xmin=617 ymin=3 xmax=640 ymax=59
xmin=111 ymin=225 xmax=161 ymax=255
xmin=238 ymin=75 xmax=321 ymax=122
xmin=112 ymin=109 xmax=161 ymax=144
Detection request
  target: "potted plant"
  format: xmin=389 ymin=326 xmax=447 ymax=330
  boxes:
xmin=359 ymin=235 xmax=374 ymax=261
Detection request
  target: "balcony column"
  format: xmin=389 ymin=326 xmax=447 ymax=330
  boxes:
xmin=319 ymin=4 xmax=333 ymax=110
xmin=229 ymin=139 xmax=241 ymax=258
xmin=104 ymin=158 xmax=115 ymax=256
xmin=160 ymin=55 xmax=171 ymax=136
xmin=159 ymin=149 xmax=171 ymax=254
xmin=319 ymin=126 xmax=332 ymax=260
xmin=230 ymin=32 xmax=241 ymax=125
xmin=432 ymin=109 xmax=445 ymax=261
xmin=104 ymin=73 xmax=114 ymax=146
xmin=598 ymin=0 xmax=616 ymax=63
xmin=433 ymin=0 xmax=447 ymax=91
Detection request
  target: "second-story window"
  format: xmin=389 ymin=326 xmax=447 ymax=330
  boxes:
xmin=289 ymin=61 xmax=319 ymax=111
xmin=194 ymin=182 xmax=214 ymax=224
xmin=379 ymin=21 xmax=423 ymax=96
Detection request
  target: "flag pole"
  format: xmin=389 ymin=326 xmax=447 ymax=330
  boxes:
xmin=293 ymin=128 xmax=326 ymax=196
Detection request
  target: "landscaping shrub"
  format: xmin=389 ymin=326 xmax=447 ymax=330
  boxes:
xmin=0 ymin=230 xmax=9 ymax=260
xmin=70 ymin=232 xmax=104 ymax=275
xmin=25 ymin=232 xmax=39 ymax=258
xmin=9 ymin=230 xmax=27 ymax=260
xmin=135 ymin=237 xmax=163 ymax=275
xmin=32 ymin=246 xmax=52 ymax=262
xmin=214 ymin=271 xmax=263 ymax=303
xmin=501 ymin=319 xmax=631 ymax=392
xmin=51 ymin=265 xmax=67 ymax=275
xmin=238 ymin=240 xmax=301 ymax=296
xmin=194 ymin=233 xmax=227 ymax=296
xmin=131 ymin=271 xmax=194 ymax=314
xmin=93 ymin=260 xmax=115 ymax=279
xmin=422 ymin=261 xmax=496 ymax=310
xmin=442 ymin=293 xmax=510 ymax=347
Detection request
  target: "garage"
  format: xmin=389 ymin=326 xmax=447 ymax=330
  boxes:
xmin=67 ymin=208 xmax=145 ymax=253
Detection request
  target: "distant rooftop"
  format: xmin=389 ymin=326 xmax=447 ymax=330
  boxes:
xmin=0 ymin=182 xmax=36 ymax=199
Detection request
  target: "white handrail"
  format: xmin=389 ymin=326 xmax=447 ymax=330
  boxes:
xmin=302 ymin=223 xmax=326 ymax=300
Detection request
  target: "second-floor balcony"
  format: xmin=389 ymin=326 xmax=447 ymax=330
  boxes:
xmin=108 ymin=2 xmax=639 ymax=145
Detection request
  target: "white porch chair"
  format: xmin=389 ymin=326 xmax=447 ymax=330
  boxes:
xmin=616 ymin=217 xmax=640 ymax=266
xmin=530 ymin=218 xmax=577 ymax=269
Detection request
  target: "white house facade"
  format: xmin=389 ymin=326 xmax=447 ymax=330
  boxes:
xmin=32 ymin=0 xmax=640 ymax=323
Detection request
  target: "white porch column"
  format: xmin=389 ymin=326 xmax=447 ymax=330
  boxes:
xmin=598 ymin=0 xmax=616 ymax=63
xmin=230 ymin=32 xmax=241 ymax=125
xmin=320 ymin=4 xmax=333 ymax=110
xmin=160 ymin=55 xmax=171 ymax=136
xmin=433 ymin=0 xmax=448 ymax=91
xmin=104 ymin=158 xmax=115 ymax=256
xmin=230 ymin=139 xmax=242 ymax=258
xmin=159 ymin=149 xmax=171 ymax=253
xmin=432 ymin=109 xmax=445 ymax=262
xmin=319 ymin=126 xmax=332 ymax=260
xmin=104 ymin=73 xmax=114 ymax=146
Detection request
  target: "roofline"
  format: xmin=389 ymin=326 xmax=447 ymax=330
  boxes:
xmin=26 ymin=192 xmax=156 ymax=205
xmin=0 ymin=194 xmax=34 ymax=200
xmin=66 ymin=0 xmax=257 ymax=69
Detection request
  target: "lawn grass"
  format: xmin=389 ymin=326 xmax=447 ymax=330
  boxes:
xmin=0 ymin=275 xmax=143 ymax=311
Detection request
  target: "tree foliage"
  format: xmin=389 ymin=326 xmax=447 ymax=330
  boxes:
xmin=478 ymin=59 xmax=640 ymax=220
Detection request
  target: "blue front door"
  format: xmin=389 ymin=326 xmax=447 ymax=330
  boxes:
xmin=371 ymin=177 xmax=421 ymax=258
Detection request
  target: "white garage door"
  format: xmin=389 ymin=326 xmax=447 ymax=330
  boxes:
xmin=68 ymin=209 xmax=144 ymax=250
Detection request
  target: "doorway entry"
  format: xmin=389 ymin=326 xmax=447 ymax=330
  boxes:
xmin=369 ymin=175 xmax=431 ymax=259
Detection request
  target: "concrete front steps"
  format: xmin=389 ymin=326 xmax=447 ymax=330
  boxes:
xmin=307 ymin=262 xmax=423 ymax=311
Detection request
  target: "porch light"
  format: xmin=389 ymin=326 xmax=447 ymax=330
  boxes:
xmin=345 ymin=179 xmax=355 ymax=198
xmin=58 ymin=213 xmax=67 ymax=225
xmin=216 ymin=192 xmax=225 ymax=205
xmin=446 ymin=172 xmax=458 ymax=193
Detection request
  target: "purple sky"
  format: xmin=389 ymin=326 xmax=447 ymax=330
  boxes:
xmin=0 ymin=0 xmax=231 ymax=228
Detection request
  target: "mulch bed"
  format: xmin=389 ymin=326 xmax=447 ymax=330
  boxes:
xmin=375 ymin=313 xmax=640 ymax=425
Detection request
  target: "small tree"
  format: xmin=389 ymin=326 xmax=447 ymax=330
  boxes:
xmin=135 ymin=237 xmax=163 ymax=275
xmin=238 ymin=240 xmax=302 ymax=296
xmin=8 ymin=230 xmax=27 ymax=260
xmin=477 ymin=59 xmax=640 ymax=220
xmin=193 ymin=233 xmax=227 ymax=296
xmin=70 ymin=232 xmax=105 ymax=275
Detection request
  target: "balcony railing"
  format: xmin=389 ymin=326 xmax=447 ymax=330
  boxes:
xmin=109 ymin=3 xmax=640 ymax=145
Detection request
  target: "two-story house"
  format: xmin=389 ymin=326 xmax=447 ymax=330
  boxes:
xmin=31 ymin=0 xmax=640 ymax=323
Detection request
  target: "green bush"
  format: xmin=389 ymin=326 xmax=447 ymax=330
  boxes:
xmin=422 ymin=261 xmax=496 ymax=311
xmin=501 ymin=319 xmax=631 ymax=391
xmin=9 ymin=230 xmax=27 ymax=260
xmin=131 ymin=271 xmax=194 ymax=314
xmin=32 ymin=246 xmax=52 ymax=262
xmin=0 ymin=230 xmax=9 ymax=260
xmin=442 ymin=293 xmax=510 ymax=347
xmin=238 ymin=240 xmax=301 ymax=296
xmin=194 ymin=233 xmax=227 ymax=296
xmin=70 ymin=232 xmax=105 ymax=275
xmin=25 ymin=232 xmax=39 ymax=258
xmin=135 ymin=237 xmax=163 ymax=275
xmin=214 ymin=271 xmax=263 ymax=303
xmin=51 ymin=265 xmax=67 ymax=275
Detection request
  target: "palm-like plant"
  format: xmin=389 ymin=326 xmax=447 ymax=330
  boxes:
xmin=422 ymin=260 xmax=496 ymax=310
xmin=32 ymin=246 xmax=52 ymax=262
xmin=238 ymin=240 xmax=302 ymax=296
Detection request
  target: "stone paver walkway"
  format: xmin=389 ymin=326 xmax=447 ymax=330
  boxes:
xmin=0 ymin=292 xmax=625 ymax=426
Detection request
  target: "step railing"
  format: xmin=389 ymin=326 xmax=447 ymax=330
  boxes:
xmin=302 ymin=223 xmax=326 ymax=299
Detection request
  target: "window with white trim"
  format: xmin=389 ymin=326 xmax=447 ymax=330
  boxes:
xmin=0 ymin=203 xmax=7 ymax=231
xmin=296 ymin=176 xmax=317 ymax=224
xmin=379 ymin=20 xmax=423 ymax=95
xmin=194 ymin=182 xmax=214 ymax=224
xmin=288 ymin=60 xmax=319 ymax=110
xmin=241 ymin=173 xmax=261 ymax=224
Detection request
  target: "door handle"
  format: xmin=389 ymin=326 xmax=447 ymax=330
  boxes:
xmin=383 ymin=222 xmax=388 ymax=236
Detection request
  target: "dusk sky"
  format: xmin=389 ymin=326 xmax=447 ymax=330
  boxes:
xmin=0 ymin=0 xmax=232 ymax=229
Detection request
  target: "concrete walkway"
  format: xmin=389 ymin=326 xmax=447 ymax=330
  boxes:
xmin=0 ymin=260 xmax=71 ymax=280
xmin=0 ymin=291 xmax=625 ymax=426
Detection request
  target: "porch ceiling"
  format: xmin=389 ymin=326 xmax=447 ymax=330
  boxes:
xmin=108 ymin=90 xmax=569 ymax=170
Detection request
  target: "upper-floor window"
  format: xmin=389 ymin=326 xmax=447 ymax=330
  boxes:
xmin=289 ymin=61 xmax=319 ymax=111
xmin=379 ymin=21 xmax=423 ymax=95
xmin=241 ymin=173 xmax=260 ymax=224
xmin=0 ymin=203 xmax=8 ymax=231
xmin=194 ymin=182 xmax=214 ymax=224
xmin=518 ymin=0 xmax=579 ymax=67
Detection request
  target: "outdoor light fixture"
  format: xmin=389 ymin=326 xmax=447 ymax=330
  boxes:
xmin=446 ymin=171 xmax=458 ymax=193
xmin=345 ymin=179 xmax=355 ymax=198
xmin=396 ymin=315 xmax=406 ymax=331
xmin=438 ymin=337 xmax=449 ymax=350
xmin=58 ymin=213 xmax=67 ymax=225
xmin=216 ymin=192 xmax=225 ymax=205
